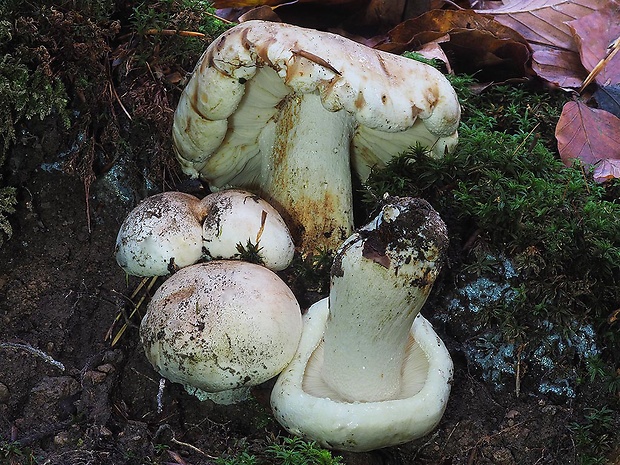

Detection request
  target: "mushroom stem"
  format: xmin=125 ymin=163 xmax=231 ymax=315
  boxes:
xmin=260 ymin=92 xmax=356 ymax=252
xmin=321 ymin=198 xmax=449 ymax=402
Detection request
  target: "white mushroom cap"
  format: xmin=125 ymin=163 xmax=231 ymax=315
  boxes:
xmin=270 ymin=197 xmax=453 ymax=451
xmin=115 ymin=192 xmax=207 ymax=276
xmin=200 ymin=189 xmax=295 ymax=271
xmin=140 ymin=261 xmax=302 ymax=404
xmin=173 ymin=20 xmax=460 ymax=253
xmin=270 ymin=299 xmax=453 ymax=451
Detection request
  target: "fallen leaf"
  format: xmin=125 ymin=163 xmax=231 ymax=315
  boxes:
xmin=375 ymin=9 xmax=531 ymax=81
xmin=238 ymin=5 xmax=282 ymax=22
xmin=417 ymin=38 xmax=453 ymax=72
xmin=214 ymin=0 xmax=355 ymax=6
xmin=476 ymin=0 xmax=606 ymax=52
xmin=555 ymin=100 xmax=620 ymax=179
xmin=363 ymin=0 xmax=408 ymax=29
xmin=469 ymin=0 xmax=505 ymax=8
xmin=476 ymin=0 xmax=610 ymax=86
xmin=593 ymin=159 xmax=620 ymax=183
xmin=531 ymin=47 xmax=588 ymax=88
xmin=214 ymin=0 xmax=286 ymax=6
xmin=567 ymin=2 xmax=620 ymax=87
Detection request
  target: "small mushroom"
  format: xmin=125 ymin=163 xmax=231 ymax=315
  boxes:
xmin=115 ymin=192 xmax=207 ymax=276
xmin=173 ymin=20 xmax=461 ymax=253
xmin=140 ymin=261 xmax=302 ymax=404
xmin=270 ymin=197 xmax=453 ymax=451
xmin=201 ymin=189 xmax=295 ymax=271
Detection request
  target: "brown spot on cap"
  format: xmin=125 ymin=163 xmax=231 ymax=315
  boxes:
xmin=355 ymin=91 xmax=365 ymax=110
xmin=362 ymin=234 xmax=390 ymax=269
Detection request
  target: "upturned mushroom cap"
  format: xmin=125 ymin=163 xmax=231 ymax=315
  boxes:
xmin=173 ymin=20 xmax=460 ymax=252
xmin=115 ymin=192 xmax=207 ymax=276
xmin=200 ymin=189 xmax=295 ymax=271
xmin=270 ymin=300 xmax=453 ymax=451
xmin=140 ymin=261 xmax=302 ymax=404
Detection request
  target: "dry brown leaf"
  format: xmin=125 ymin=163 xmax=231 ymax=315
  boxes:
xmin=213 ymin=0 xmax=356 ymax=8
xmin=375 ymin=9 xmax=531 ymax=81
xmin=238 ymin=5 xmax=282 ymax=22
xmin=364 ymin=0 xmax=408 ymax=29
xmin=531 ymin=48 xmax=587 ymax=88
xmin=555 ymin=100 xmax=620 ymax=181
xmin=568 ymin=2 xmax=620 ymax=87
xmin=594 ymin=85 xmax=620 ymax=118
xmin=476 ymin=0 xmax=611 ymax=86
xmin=476 ymin=0 xmax=606 ymax=52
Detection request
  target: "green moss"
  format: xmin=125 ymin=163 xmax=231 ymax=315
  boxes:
xmin=0 ymin=0 xmax=230 ymax=247
xmin=266 ymin=437 xmax=343 ymax=465
xmin=216 ymin=437 xmax=342 ymax=465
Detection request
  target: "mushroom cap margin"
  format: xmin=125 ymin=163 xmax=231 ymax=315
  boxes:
xmin=270 ymin=298 xmax=453 ymax=452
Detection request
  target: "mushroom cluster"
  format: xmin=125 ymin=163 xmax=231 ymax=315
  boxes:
xmin=114 ymin=188 xmax=300 ymax=403
xmin=173 ymin=20 xmax=461 ymax=254
xmin=117 ymin=19 xmax=460 ymax=451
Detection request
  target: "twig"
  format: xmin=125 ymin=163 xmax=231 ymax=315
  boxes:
xmin=579 ymin=34 xmax=620 ymax=93
xmin=107 ymin=275 xmax=159 ymax=346
xmin=170 ymin=438 xmax=217 ymax=459
xmin=156 ymin=424 xmax=219 ymax=460
xmin=510 ymin=122 xmax=540 ymax=158
xmin=204 ymin=11 xmax=236 ymax=25
xmin=145 ymin=28 xmax=207 ymax=38
xmin=0 ymin=342 xmax=65 ymax=371
xmin=109 ymin=80 xmax=132 ymax=121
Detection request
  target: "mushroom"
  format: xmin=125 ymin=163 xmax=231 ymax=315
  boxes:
xmin=115 ymin=189 xmax=295 ymax=276
xmin=115 ymin=192 xmax=207 ymax=276
xmin=140 ymin=260 xmax=302 ymax=405
xmin=172 ymin=20 xmax=461 ymax=253
xmin=201 ymin=189 xmax=295 ymax=271
xmin=270 ymin=197 xmax=453 ymax=451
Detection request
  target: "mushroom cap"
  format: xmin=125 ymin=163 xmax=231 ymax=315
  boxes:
xmin=140 ymin=261 xmax=302 ymax=403
xmin=115 ymin=192 xmax=207 ymax=276
xmin=270 ymin=298 xmax=453 ymax=451
xmin=173 ymin=20 xmax=461 ymax=188
xmin=201 ymin=189 xmax=295 ymax=271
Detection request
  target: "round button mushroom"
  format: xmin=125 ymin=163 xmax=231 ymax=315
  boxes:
xmin=115 ymin=192 xmax=207 ymax=276
xmin=140 ymin=261 xmax=302 ymax=405
xmin=200 ymin=189 xmax=295 ymax=271
xmin=270 ymin=197 xmax=453 ymax=451
xmin=173 ymin=20 xmax=461 ymax=254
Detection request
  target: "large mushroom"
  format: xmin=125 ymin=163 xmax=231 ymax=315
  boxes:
xmin=173 ymin=20 xmax=461 ymax=253
xmin=270 ymin=197 xmax=453 ymax=451
xmin=141 ymin=260 xmax=302 ymax=405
